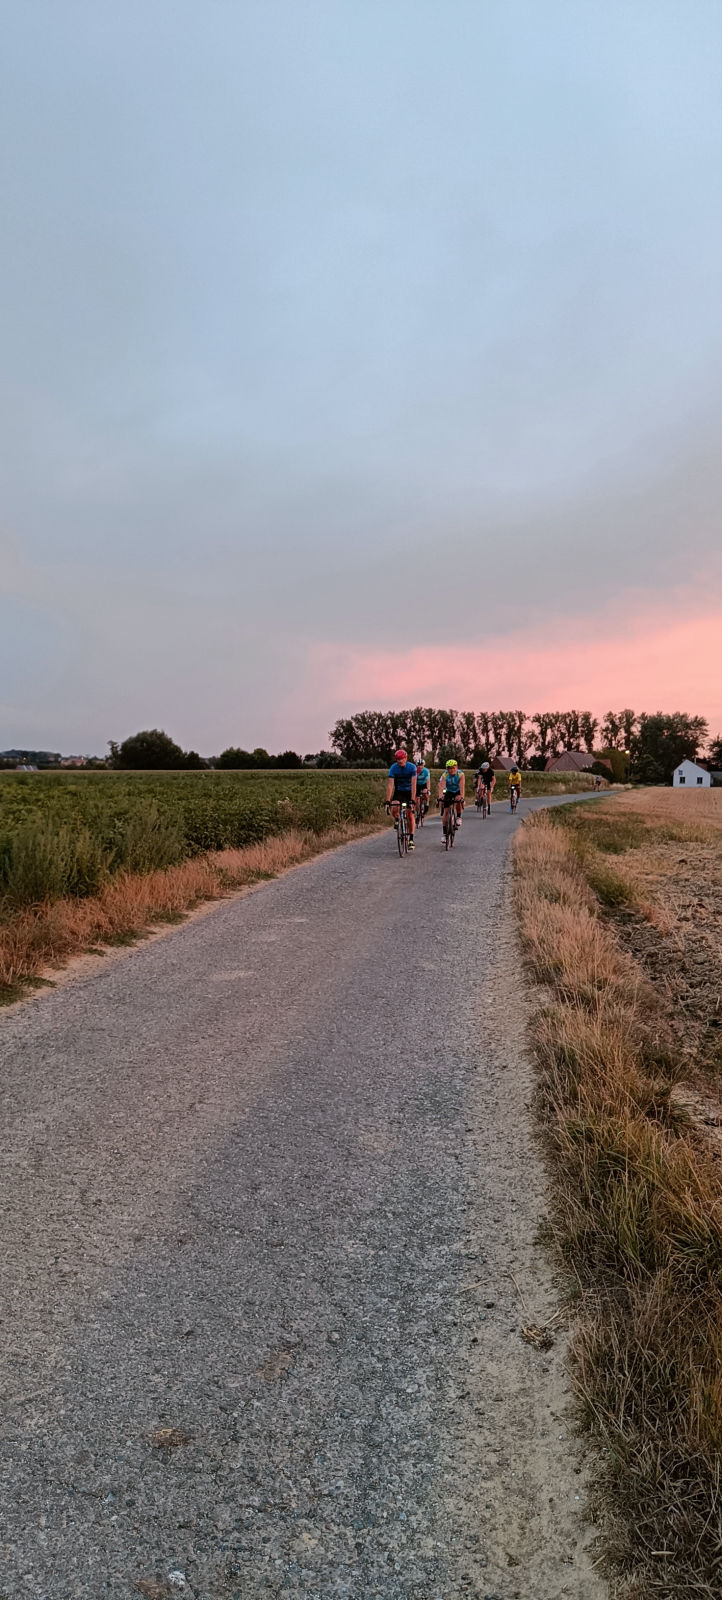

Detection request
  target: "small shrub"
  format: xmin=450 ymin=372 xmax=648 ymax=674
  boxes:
xmin=2 ymin=823 xmax=107 ymax=905
xmin=110 ymin=804 xmax=186 ymax=874
xmin=583 ymin=855 xmax=639 ymax=909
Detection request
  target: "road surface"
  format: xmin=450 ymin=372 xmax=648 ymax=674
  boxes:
xmin=0 ymin=796 xmax=606 ymax=1600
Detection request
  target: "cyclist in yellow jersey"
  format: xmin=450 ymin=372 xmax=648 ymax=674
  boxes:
xmin=508 ymin=766 xmax=522 ymax=807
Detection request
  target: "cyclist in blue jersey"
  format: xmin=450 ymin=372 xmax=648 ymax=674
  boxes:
xmin=438 ymin=758 xmax=465 ymax=828
xmin=415 ymin=759 xmax=431 ymax=821
xmin=385 ymin=748 xmax=418 ymax=848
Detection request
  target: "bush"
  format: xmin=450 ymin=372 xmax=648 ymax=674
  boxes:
xmin=2 ymin=823 xmax=108 ymax=905
xmin=217 ymin=747 xmax=257 ymax=769
xmin=109 ymin=803 xmax=186 ymax=874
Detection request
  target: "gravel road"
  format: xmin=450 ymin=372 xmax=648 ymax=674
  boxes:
xmin=0 ymin=795 xmax=607 ymax=1600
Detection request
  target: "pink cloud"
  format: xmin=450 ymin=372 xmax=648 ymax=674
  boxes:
xmin=306 ymin=605 xmax=722 ymax=736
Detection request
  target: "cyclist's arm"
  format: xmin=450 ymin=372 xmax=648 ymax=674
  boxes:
xmin=459 ymin=774 xmax=466 ymax=799
xmin=410 ymin=776 xmax=417 ymax=800
xmin=385 ymin=776 xmax=394 ymax=802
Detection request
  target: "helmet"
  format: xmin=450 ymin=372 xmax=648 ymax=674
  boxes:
xmin=446 ymin=758 xmax=458 ymax=768
xmin=395 ymin=749 xmax=407 ymax=761
xmin=481 ymin=761 xmax=489 ymax=769
xmin=416 ymin=758 xmax=424 ymax=766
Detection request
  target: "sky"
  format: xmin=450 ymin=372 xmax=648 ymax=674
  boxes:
xmin=1 ymin=0 xmax=721 ymax=756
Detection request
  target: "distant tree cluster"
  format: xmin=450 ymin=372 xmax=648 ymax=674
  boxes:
xmin=0 ymin=748 xmax=62 ymax=768
xmin=328 ymin=707 xmax=710 ymax=784
xmin=107 ymin=731 xmax=304 ymax=770
xmin=108 ymin=730 xmax=207 ymax=769
xmin=630 ymin=713 xmax=710 ymax=785
xmin=217 ymin=747 xmax=302 ymax=769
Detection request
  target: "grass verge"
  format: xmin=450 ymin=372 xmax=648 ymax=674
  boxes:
xmin=515 ymin=799 xmax=722 ymax=1598
xmin=0 ymin=821 xmax=380 ymax=1004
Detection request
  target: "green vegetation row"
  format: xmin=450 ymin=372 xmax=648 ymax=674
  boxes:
xmin=0 ymin=770 xmax=388 ymax=909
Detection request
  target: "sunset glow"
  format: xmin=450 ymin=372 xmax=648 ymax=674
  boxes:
xmin=308 ymin=607 xmax=722 ymax=742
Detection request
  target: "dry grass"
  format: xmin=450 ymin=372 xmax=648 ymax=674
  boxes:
xmin=0 ymin=823 xmax=379 ymax=1001
xmin=612 ymin=786 xmax=722 ymax=836
xmin=516 ymin=805 xmax=722 ymax=1597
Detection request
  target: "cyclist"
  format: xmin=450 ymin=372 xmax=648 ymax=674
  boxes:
xmin=385 ymin=749 xmax=418 ymax=848
xmin=438 ymin=758 xmax=465 ymax=830
xmin=508 ymin=765 xmax=522 ymax=808
xmin=415 ymin=758 xmax=431 ymax=821
xmin=475 ymin=760 xmax=496 ymax=807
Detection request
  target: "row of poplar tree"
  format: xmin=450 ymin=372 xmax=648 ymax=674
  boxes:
xmin=328 ymin=707 xmax=710 ymax=775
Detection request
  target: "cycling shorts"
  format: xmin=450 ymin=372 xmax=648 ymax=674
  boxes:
xmin=478 ymin=777 xmax=494 ymax=789
xmin=392 ymin=786 xmax=414 ymax=803
xmin=440 ymin=790 xmax=462 ymax=807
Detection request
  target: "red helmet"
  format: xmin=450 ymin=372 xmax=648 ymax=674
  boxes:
xmin=395 ymin=748 xmax=407 ymax=761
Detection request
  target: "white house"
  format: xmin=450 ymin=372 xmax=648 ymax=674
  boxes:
xmin=673 ymin=759 xmax=713 ymax=787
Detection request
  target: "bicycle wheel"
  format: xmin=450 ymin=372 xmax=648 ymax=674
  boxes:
xmin=443 ymin=809 xmax=450 ymax=849
xmin=397 ymin=807 xmax=406 ymax=856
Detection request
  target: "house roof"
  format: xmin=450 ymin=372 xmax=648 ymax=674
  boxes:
xmin=545 ymin=750 xmax=610 ymax=773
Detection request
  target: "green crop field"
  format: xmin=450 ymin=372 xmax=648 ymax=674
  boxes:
xmin=0 ymin=769 xmax=388 ymax=908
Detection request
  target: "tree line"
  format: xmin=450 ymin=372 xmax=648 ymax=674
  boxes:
xmin=107 ymin=732 xmax=305 ymax=770
xmin=69 ymin=714 xmax=721 ymax=786
xmin=329 ymin=708 xmax=715 ymax=784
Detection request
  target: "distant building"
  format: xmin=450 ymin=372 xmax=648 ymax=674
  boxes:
xmin=545 ymin=750 xmax=612 ymax=775
xmin=673 ymin=759 xmax=722 ymax=788
xmin=491 ymin=756 xmax=519 ymax=771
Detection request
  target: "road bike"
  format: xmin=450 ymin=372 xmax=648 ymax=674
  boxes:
xmin=479 ymin=786 xmax=492 ymax=819
xmin=509 ymin=785 xmax=520 ymax=813
xmin=396 ymin=801 xmax=411 ymax=856
xmin=442 ymin=802 xmax=459 ymax=849
xmin=415 ymin=794 xmax=428 ymax=827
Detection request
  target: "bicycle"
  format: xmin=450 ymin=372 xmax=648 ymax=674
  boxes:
xmin=475 ymin=786 xmax=483 ymax=813
xmin=480 ymin=786 xmax=492 ymax=819
xmin=509 ymin=784 xmax=520 ymax=813
xmin=415 ymin=794 xmax=428 ymax=828
xmin=384 ymin=796 xmax=413 ymax=857
xmin=442 ymin=801 xmax=459 ymax=849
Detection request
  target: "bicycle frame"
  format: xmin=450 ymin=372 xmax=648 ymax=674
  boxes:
xmin=397 ymin=801 xmax=410 ymax=856
xmin=442 ymin=801 xmax=459 ymax=848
